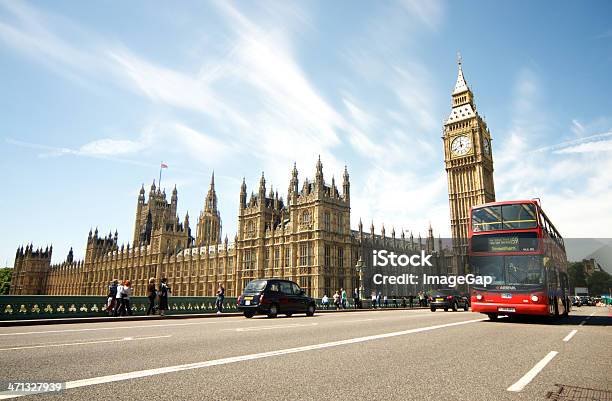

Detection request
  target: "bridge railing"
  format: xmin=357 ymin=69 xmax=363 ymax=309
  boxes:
xmin=0 ymin=295 xmax=238 ymax=320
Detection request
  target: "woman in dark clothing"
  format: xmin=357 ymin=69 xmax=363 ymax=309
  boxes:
xmin=158 ymin=277 xmax=171 ymax=317
xmin=146 ymin=278 xmax=157 ymax=315
xmin=215 ymin=282 xmax=225 ymax=314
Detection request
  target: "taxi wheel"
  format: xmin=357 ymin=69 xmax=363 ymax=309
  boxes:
xmin=306 ymin=304 xmax=315 ymax=316
xmin=285 ymin=312 xmax=293 ymax=317
xmin=430 ymin=307 xmax=436 ymax=312
xmin=444 ymin=308 xmax=449 ymax=312
xmin=268 ymin=304 xmax=279 ymax=318
xmin=244 ymin=311 xmax=255 ymax=318
xmin=452 ymin=302 xmax=458 ymax=312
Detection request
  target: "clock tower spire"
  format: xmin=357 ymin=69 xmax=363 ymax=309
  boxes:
xmin=443 ymin=55 xmax=496 ymax=273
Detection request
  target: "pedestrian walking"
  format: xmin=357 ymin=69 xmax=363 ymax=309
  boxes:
xmin=121 ymin=280 xmax=133 ymax=316
xmin=392 ymin=295 xmax=398 ymax=308
xmin=113 ymin=279 xmax=125 ymax=317
xmin=353 ymin=288 xmax=360 ymax=309
xmin=321 ymin=294 xmax=330 ymax=309
xmin=333 ymin=291 xmax=341 ymax=310
xmin=383 ymin=295 xmax=388 ymax=308
xmin=216 ymin=282 xmax=225 ymax=314
xmin=376 ymin=292 xmax=382 ymax=309
xmin=371 ymin=292 xmax=377 ymax=309
xmin=146 ymin=278 xmax=157 ymax=315
xmin=106 ymin=279 xmax=118 ymax=315
xmin=158 ymin=277 xmax=171 ymax=317
xmin=341 ymin=288 xmax=347 ymax=309
xmin=409 ymin=295 xmax=414 ymax=308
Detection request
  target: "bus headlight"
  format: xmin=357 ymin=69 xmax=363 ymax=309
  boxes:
xmin=530 ymin=295 xmax=539 ymax=302
xmin=476 ymin=294 xmax=483 ymax=301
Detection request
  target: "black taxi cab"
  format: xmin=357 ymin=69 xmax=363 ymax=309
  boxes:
xmin=237 ymin=279 xmax=316 ymax=318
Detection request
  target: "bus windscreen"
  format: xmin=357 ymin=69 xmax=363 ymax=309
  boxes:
xmin=470 ymin=254 xmax=544 ymax=288
xmin=472 ymin=203 xmax=537 ymax=232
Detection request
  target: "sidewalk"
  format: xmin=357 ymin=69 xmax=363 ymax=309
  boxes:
xmin=0 ymin=306 xmax=429 ymax=327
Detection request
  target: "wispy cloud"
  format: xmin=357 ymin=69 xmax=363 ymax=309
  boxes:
xmin=0 ymin=0 xmax=114 ymax=91
xmin=531 ymin=131 xmax=612 ymax=154
xmin=493 ymin=67 xmax=612 ymax=236
xmin=6 ymin=137 xmax=157 ymax=168
xmin=399 ymin=0 xmax=445 ymax=31
xmin=554 ymin=138 xmax=612 ymax=154
xmin=5 ymin=120 xmax=228 ymax=174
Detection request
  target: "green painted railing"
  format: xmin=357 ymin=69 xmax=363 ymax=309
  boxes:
xmin=0 ymin=296 xmax=237 ymax=320
xmin=0 ymin=296 xmax=424 ymax=320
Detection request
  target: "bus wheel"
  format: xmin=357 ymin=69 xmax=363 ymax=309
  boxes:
xmin=487 ymin=314 xmax=498 ymax=321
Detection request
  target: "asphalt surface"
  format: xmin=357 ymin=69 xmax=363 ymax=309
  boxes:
xmin=0 ymin=306 xmax=609 ymax=401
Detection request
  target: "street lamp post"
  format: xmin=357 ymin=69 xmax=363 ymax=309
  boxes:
xmin=355 ymin=257 xmax=364 ymax=307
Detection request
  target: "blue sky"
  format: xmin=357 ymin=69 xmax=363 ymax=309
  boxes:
xmin=1 ymin=0 xmax=611 ymax=265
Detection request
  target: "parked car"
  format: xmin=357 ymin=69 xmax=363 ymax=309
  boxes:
xmin=580 ymin=296 xmax=594 ymax=306
xmin=429 ymin=289 xmax=470 ymax=312
xmin=237 ymin=279 xmax=316 ymax=318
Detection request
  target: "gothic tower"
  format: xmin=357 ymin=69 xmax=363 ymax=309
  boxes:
xmin=196 ymin=172 xmax=222 ymax=245
xmin=9 ymin=245 xmax=52 ymax=295
xmin=132 ymin=181 xmax=179 ymax=246
xmin=443 ymin=55 xmax=496 ymax=272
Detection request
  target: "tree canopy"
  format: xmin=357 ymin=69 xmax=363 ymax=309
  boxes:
xmin=0 ymin=268 xmax=12 ymax=295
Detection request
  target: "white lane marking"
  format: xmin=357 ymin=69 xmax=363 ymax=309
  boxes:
xmin=0 ymin=317 xmax=485 ymax=399
xmin=579 ymin=321 xmax=586 ymax=326
xmin=0 ymin=335 xmax=171 ymax=352
xmin=507 ymin=351 xmax=558 ymax=392
xmin=0 ymin=310 xmax=431 ymax=337
xmin=0 ymin=310 xmax=447 ymax=338
xmin=562 ymin=330 xmax=577 ymax=342
xmin=316 ymin=310 xmax=432 ymax=319
xmin=0 ymin=320 xmax=231 ymax=337
xmin=227 ymin=323 xmax=318 ymax=332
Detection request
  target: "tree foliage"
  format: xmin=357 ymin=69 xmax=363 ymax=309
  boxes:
xmin=587 ymin=270 xmax=612 ymax=296
xmin=0 ymin=268 xmax=12 ymax=295
xmin=568 ymin=262 xmax=587 ymax=288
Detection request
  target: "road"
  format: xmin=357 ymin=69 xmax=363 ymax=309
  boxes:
xmin=0 ymin=307 xmax=610 ymax=400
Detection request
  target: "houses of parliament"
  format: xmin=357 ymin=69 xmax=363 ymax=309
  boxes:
xmin=9 ymin=58 xmax=495 ymax=298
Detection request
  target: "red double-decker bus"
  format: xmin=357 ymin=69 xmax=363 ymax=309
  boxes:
xmin=468 ymin=200 xmax=570 ymax=320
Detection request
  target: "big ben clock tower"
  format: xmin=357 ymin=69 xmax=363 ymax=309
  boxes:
xmin=443 ymin=55 xmax=496 ymax=273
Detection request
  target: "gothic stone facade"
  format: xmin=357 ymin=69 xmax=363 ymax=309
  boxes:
xmin=10 ymin=159 xmax=449 ymax=298
xmin=443 ymin=57 xmax=496 ymax=272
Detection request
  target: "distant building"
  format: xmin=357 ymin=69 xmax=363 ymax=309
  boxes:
xmin=582 ymin=258 xmax=602 ymax=276
xmin=10 ymin=159 xmax=450 ymax=298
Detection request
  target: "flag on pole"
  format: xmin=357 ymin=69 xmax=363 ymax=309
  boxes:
xmin=160 ymin=162 xmax=168 ymax=169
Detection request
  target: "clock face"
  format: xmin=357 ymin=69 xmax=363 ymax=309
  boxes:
xmin=451 ymin=135 xmax=472 ymax=156
xmin=483 ymin=138 xmax=491 ymax=155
